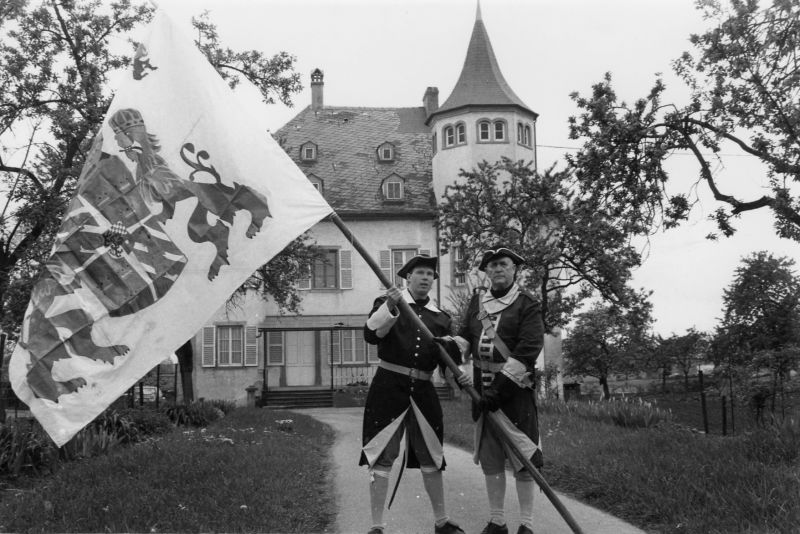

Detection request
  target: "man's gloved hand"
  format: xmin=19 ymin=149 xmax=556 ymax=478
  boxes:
xmin=478 ymin=373 xmax=518 ymax=412
xmin=433 ymin=336 xmax=461 ymax=363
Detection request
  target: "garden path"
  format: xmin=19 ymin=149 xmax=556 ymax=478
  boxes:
xmin=303 ymin=407 xmax=646 ymax=534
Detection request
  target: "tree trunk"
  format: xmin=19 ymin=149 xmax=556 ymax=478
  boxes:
xmin=661 ymin=368 xmax=667 ymax=391
xmin=683 ymin=370 xmax=690 ymax=391
xmin=600 ymin=375 xmax=611 ymax=400
xmin=175 ymin=341 xmax=194 ymax=403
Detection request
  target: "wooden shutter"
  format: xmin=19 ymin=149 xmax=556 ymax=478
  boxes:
xmin=379 ymin=250 xmax=391 ymax=288
xmin=244 ymin=325 xmax=258 ymax=367
xmin=201 ymin=326 xmax=216 ymax=367
xmin=339 ymin=249 xmax=353 ymax=289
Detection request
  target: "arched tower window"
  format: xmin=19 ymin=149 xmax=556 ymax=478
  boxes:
xmin=493 ymin=120 xmax=506 ymax=141
xmin=443 ymin=125 xmax=455 ymax=148
xmin=478 ymin=120 xmax=491 ymax=141
xmin=456 ymin=122 xmax=467 ymax=145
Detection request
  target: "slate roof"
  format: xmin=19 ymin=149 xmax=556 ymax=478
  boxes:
xmin=428 ymin=7 xmax=536 ymax=123
xmin=275 ymin=106 xmax=435 ymax=217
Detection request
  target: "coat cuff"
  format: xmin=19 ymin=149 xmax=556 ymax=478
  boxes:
xmin=501 ymin=356 xmax=530 ymax=387
xmin=366 ymin=301 xmax=399 ymax=338
xmin=453 ymin=335 xmax=471 ymax=360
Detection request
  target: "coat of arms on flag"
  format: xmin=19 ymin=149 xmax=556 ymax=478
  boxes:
xmin=9 ymin=10 xmax=332 ymax=446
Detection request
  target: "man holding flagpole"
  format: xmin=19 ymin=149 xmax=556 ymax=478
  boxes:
xmin=360 ymin=254 xmax=470 ymax=534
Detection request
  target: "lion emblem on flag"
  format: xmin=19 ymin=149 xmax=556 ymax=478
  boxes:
xmin=20 ymin=108 xmax=271 ymax=402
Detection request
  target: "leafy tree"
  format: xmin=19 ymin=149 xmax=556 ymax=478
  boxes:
xmin=656 ymin=328 xmax=709 ymax=391
xmin=0 ymin=0 xmax=308 ymax=339
xmin=562 ymin=294 xmax=653 ymax=399
xmin=568 ymin=0 xmax=800 ymax=241
xmin=437 ymin=158 xmax=646 ymax=330
xmin=717 ymin=251 xmax=800 ymax=415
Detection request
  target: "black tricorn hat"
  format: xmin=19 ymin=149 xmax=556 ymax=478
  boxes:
xmin=478 ymin=247 xmax=524 ymax=271
xmin=397 ymin=254 xmax=439 ymax=279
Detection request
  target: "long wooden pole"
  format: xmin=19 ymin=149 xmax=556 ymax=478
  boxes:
xmin=329 ymin=213 xmax=585 ymax=534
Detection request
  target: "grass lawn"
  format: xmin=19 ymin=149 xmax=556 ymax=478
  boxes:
xmin=0 ymin=408 xmax=335 ymax=534
xmin=442 ymin=396 xmax=800 ymax=534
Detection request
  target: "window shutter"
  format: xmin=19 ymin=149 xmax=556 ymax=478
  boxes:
xmin=379 ymin=250 xmax=391 ymax=288
xmin=339 ymin=250 xmax=353 ymax=289
xmin=298 ymin=265 xmax=311 ymax=290
xmin=201 ymin=326 xmax=216 ymax=367
xmin=244 ymin=326 xmax=258 ymax=367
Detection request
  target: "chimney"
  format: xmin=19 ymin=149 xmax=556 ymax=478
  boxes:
xmin=423 ymin=87 xmax=439 ymax=117
xmin=310 ymin=68 xmax=324 ymax=111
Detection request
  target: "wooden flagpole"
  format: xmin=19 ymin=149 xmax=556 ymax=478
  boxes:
xmin=329 ymin=213 xmax=585 ymax=534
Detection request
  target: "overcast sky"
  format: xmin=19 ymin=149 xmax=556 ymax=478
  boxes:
xmin=154 ymin=0 xmax=799 ymax=336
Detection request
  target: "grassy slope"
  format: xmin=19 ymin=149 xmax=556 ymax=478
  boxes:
xmin=0 ymin=409 xmax=335 ymax=534
xmin=441 ymin=397 xmax=800 ymax=534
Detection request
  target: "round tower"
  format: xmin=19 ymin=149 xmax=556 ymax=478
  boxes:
xmin=427 ymin=3 xmax=538 ymax=202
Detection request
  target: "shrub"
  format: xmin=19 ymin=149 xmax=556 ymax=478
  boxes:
xmin=161 ymin=401 xmax=225 ymax=427
xmin=0 ymin=421 xmax=58 ymax=477
xmin=117 ymin=407 xmax=174 ymax=436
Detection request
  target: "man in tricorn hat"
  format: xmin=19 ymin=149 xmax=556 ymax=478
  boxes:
xmin=360 ymin=254 xmax=470 ymax=534
xmin=452 ymin=246 xmax=545 ymax=534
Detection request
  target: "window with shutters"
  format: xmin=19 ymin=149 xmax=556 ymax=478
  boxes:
xmin=217 ymin=325 xmax=243 ymax=367
xmin=383 ymin=247 xmax=431 ymax=288
xmin=313 ymin=248 xmax=338 ymax=289
xmin=266 ymin=331 xmax=284 ymax=365
xmin=298 ymin=247 xmax=352 ymax=290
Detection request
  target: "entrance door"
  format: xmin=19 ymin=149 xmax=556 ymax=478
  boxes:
xmin=285 ymin=331 xmax=316 ymax=386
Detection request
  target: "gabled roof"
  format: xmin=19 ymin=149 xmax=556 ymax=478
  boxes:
xmin=274 ymin=106 xmax=435 ymax=217
xmin=427 ymin=6 xmax=536 ymax=123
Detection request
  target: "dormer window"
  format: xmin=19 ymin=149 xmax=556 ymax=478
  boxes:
xmin=377 ymin=142 xmax=395 ymax=162
xmin=382 ymin=174 xmax=404 ymax=201
xmin=307 ymin=174 xmax=323 ymax=194
xmin=300 ymin=141 xmax=317 ymax=162
xmin=477 ymin=119 xmax=508 ymax=143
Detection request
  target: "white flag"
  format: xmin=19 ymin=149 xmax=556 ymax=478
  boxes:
xmin=9 ymin=10 xmax=332 ymax=446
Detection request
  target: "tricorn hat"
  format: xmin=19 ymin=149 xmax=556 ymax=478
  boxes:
xmin=397 ymin=254 xmax=439 ymax=279
xmin=478 ymin=247 xmax=524 ymax=271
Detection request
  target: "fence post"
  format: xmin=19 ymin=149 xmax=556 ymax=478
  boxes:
xmin=699 ymin=370 xmax=709 ymax=434
xmin=721 ymin=395 xmax=727 ymax=436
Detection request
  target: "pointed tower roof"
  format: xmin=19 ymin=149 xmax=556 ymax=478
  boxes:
xmin=427 ymin=3 xmax=536 ymax=124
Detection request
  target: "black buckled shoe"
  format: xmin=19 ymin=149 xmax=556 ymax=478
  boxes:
xmin=480 ymin=522 xmax=508 ymax=534
xmin=435 ymin=520 xmax=466 ymax=534
xmin=516 ymin=525 xmax=533 ymax=534
xmin=367 ymin=528 xmax=384 ymax=534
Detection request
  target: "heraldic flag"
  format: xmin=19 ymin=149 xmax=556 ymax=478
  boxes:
xmin=9 ymin=10 xmax=333 ymax=446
